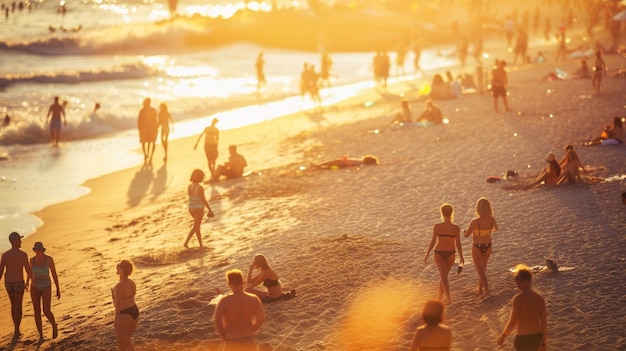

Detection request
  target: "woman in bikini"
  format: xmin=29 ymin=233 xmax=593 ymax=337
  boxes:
xmin=591 ymin=49 xmax=606 ymax=95
xmin=245 ymin=254 xmax=295 ymax=302
xmin=112 ymin=259 xmax=138 ymax=351
xmin=464 ymin=197 xmax=498 ymax=298
xmin=158 ymin=103 xmax=174 ymax=161
xmin=424 ymin=204 xmax=464 ymax=304
xmin=184 ymin=169 xmax=214 ymax=249
xmin=26 ymin=242 xmax=60 ymax=343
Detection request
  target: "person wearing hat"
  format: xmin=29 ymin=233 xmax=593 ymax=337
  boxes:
xmin=529 ymin=152 xmax=561 ymax=188
xmin=26 ymin=241 xmax=60 ymax=343
xmin=0 ymin=232 xmax=32 ymax=340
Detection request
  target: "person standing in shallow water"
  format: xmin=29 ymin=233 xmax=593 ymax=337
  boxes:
xmin=194 ymin=118 xmax=219 ymax=179
xmin=185 ymin=169 xmax=214 ymax=249
xmin=158 ymin=103 xmax=174 ymax=162
xmin=26 ymin=242 xmax=60 ymax=344
xmin=497 ymin=268 xmax=548 ymax=351
xmin=0 ymin=232 xmax=32 ymax=341
xmin=46 ymin=96 xmax=66 ymax=147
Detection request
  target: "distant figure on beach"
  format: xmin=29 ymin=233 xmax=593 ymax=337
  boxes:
xmin=255 ymin=52 xmax=265 ymax=94
xmin=572 ymin=59 xmax=590 ymax=79
xmin=458 ymin=35 xmax=469 ymax=69
xmin=185 ymin=169 xmax=214 ymax=249
xmin=0 ymin=232 xmax=32 ymax=341
xmin=46 ymin=96 xmax=66 ymax=147
xmin=320 ymin=51 xmax=333 ymax=87
xmin=158 ymin=103 xmax=174 ymax=162
xmin=491 ymin=60 xmax=511 ymax=113
xmin=591 ymin=50 xmax=606 ymax=95
xmin=514 ymin=29 xmax=528 ymax=65
xmin=409 ymin=300 xmax=451 ymax=351
xmin=497 ymin=268 xmax=548 ymax=351
xmin=211 ymin=145 xmax=248 ymax=182
xmin=586 ymin=117 xmax=624 ymax=146
xmin=245 ymin=254 xmax=296 ymax=302
xmin=555 ymin=33 xmax=568 ymax=62
xmin=463 ymin=197 xmax=498 ymax=298
xmin=112 ymin=259 xmax=139 ymax=351
xmin=556 ymin=144 xmax=585 ymax=185
xmin=194 ymin=118 xmax=219 ymax=178
xmin=2 ymin=114 xmax=10 ymax=128
xmin=424 ymin=204 xmax=464 ymax=304
xmin=299 ymin=63 xmax=322 ymax=107
xmin=312 ymin=155 xmax=379 ymax=170
xmin=430 ymin=74 xmax=453 ymax=100
xmin=391 ymin=99 xmax=412 ymax=125
xmin=26 ymin=242 xmax=60 ymax=343
xmin=530 ymin=152 xmax=561 ymax=187
xmin=445 ymin=71 xmax=462 ymax=99
xmin=417 ymin=99 xmax=443 ymax=124
xmin=396 ymin=43 xmax=408 ymax=76
xmin=214 ymin=270 xmax=265 ymax=350
xmin=137 ymin=98 xmax=158 ymax=163
xmin=373 ymin=51 xmax=390 ymax=88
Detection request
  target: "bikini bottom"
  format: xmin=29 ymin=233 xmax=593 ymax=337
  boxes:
xmin=435 ymin=250 xmax=455 ymax=260
xmin=474 ymin=243 xmax=492 ymax=254
xmin=119 ymin=305 xmax=139 ymax=320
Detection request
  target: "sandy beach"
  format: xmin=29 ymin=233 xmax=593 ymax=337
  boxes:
xmin=2 ymin=11 xmax=626 ymax=351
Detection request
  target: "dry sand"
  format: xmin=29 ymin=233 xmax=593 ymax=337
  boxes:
xmin=1 ymin=17 xmax=626 ymax=351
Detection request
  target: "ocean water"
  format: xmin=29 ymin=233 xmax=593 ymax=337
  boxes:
xmin=0 ymin=0 xmax=465 ymax=249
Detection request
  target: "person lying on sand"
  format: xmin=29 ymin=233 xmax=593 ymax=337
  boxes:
xmin=585 ymin=117 xmax=624 ymax=146
xmin=312 ymin=155 xmax=379 ymax=170
xmin=245 ymin=254 xmax=295 ymax=303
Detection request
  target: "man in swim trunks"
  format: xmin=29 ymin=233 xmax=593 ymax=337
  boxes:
xmin=137 ymin=98 xmax=158 ymax=163
xmin=497 ymin=269 xmax=548 ymax=351
xmin=46 ymin=96 xmax=66 ymax=147
xmin=194 ymin=118 xmax=219 ymax=178
xmin=491 ymin=60 xmax=511 ymax=113
xmin=214 ymin=270 xmax=265 ymax=351
xmin=0 ymin=232 xmax=32 ymax=340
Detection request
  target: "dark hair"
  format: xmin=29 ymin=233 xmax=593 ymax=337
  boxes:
xmin=621 ymin=192 xmax=626 ymax=205
xmin=565 ymin=144 xmax=574 ymax=152
xmin=118 ymin=260 xmax=134 ymax=276
xmin=190 ymin=169 xmax=204 ymax=183
xmin=422 ymin=300 xmax=444 ymax=326
xmin=515 ymin=268 xmax=532 ymax=283
xmin=362 ymin=155 xmax=379 ymax=165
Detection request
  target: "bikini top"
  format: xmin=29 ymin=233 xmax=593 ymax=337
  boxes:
xmin=263 ymin=278 xmax=279 ymax=288
xmin=437 ymin=233 xmax=455 ymax=238
xmin=188 ymin=183 xmax=203 ymax=209
xmin=473 ymin=218 xmax=493 ymax=237
xmin=32 ymin=257 xmax=50 ymax=284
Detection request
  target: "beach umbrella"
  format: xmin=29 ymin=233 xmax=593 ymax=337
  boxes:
xmin=613 ymin=10 xmax=626 ymax=21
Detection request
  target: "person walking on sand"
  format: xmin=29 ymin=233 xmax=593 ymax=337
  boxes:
xmin=185 ymin=169 xmax=214 ymax=249
xmin=214 ymin=270 xmax=265 ymax=351
xmin=26 ymin=242 xmax=60 ymax=344
xmin=112 ymin=259 xmax=139 ymax=351
xmin=137 ymin=98 xmax=158 ymax=164
xmin=491 ymin=60 xmax=511 ymax=113
xmin=255 ymin=51 xmax=266 ymax=94
xmin=424 ymin=204 xmax=464 ymax=304
xmin=591 ymin=50 xmax=606 ymax=95
xmin=210 ymin=145 xmax=247 ymax=182
xmin=246 ymin=254 xmax=296 ymax=302
xmin=409 ymin=300 xmax=451 ymax=351
xmin=194 ymin=118 xmax=219 ymax=178
xmin=46 ymin=96 xmax=66 ymax=147
xmin=0 ymin=232 xmax=32 ymax=341
xmin=464 ymin=197 xmax=498 ymax=298
xmin=497 ymin=268 xmax=548 ymax=351
xmin=158 ymin=103 xmax=174 ymax=162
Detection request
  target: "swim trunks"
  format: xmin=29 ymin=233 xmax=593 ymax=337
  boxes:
xmin=514 ymin=333 xmax=543 ymax=351
xmin=5 ymin=280 xmax=25 ymax=294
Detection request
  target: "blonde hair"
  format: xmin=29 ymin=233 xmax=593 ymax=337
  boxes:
xmin=440 ymin=203 xmax=453 ymax=221
xmin=475 ymin=197 xmax=493 ymax=218
xmin=226 ymin=269 xmax=244 ymax=285
xmin=254 ymin=254 xmax=271 ymax=270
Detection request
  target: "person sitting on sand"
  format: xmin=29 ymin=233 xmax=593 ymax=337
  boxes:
xmin=463 ymin=197 xmax=498 ymax=298
xmin=391 ymin=99 xmax=412 ymax=125
xmin=424 ymin=204 xmax=464 ymax=304
xmin=585 ymin=117 xmax=624 ymax=146
xmin=409 ymin=300 xmax=452 ymax=351
xmin=429 ymin=74 xmax=453 ymax=100
xmin=497 ymin=268 xmax=548 ymax=351
xmin=417 ymin=99 xmax=443 ymax=124
xmin=556 ymin=144 xmax=585 ymax=185
xmin=245 ymin=254 xmax=295 ymax=302
xmin=214 ymin=270 xmax=265 ymax=350
xmin=530 ymin=152 xmax=561 ymax=187
xmin=211 ymin=145 xmax=248 ymax=182
xmin=312 ymin=155 xmax=379 ymax=170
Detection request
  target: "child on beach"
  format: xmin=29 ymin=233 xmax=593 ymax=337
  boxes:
xmin=185 ymin=169 xmax=214 ymax=249
xmin=463 ymin=197 xmax=498 ymax=298
xmin=424 ymin=204 xmax=464 ymax=304
xmin=409 ymin=300 xmax=451 ymax=351
xmin=26 ymin=242 xmax=60 ymax=343
xmin=245 ymin=254 xmax=295 ymax=302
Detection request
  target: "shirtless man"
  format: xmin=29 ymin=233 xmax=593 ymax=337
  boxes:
xmin=497 ymin=269 xmax=548 ymax=351
xmin=0 ymin=232 xmax=32 ymax=340
xmin=214 ymin=270 xmax=265 ymax=350
xmin=491 ymin=60 xmax=511 ymax=113
xmin=194 ymin=118 xmax=219 ymax=178
xmin=46 ymin=96 xmax=66 ymax=146
xmin=211 ymin=145 xmax=247 ymax=182
xmin=137 ymin=98 xmax=158 ymax=163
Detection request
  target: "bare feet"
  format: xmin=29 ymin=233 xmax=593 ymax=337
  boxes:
xmin=53 ymin=323 xmax=58 ymax=339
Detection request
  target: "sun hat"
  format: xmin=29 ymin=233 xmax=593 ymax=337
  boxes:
xmin=33 ymin=242 xmax=46 ymax=252
xmin=545 ymin=152 xmax=556 ymax=162
xmin=8 ymin=232 xmax=23 ymax=243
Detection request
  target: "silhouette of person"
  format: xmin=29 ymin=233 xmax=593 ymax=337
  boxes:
xmin=0 ymin=232 xmax=32 ymax=341
xmin=211 ymin=145 xmax=248 ymax=182
xmin=46 ymin=96 xmax=66 ymax=147
xmin=491 ymin=60 xmax=511 ymax=112
xmin=158 ymin=103 xmax=174 ymax=161
xmin=413 ymin=40 xmax=425 ymax=76
xmin=255 ymin=52 xmax=265 ymax=94
xmin=320 ymin=52 xmax=333 ymax=87
xmin=2 ymin=114 xmax=9 ymax=128
xmin=591 ymin=50 xmax=606 ymax=95
xmin=194 ymin=118 xmax=219 ymax=178
xmin=137 ymin=98 xmax=158 ymax=163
